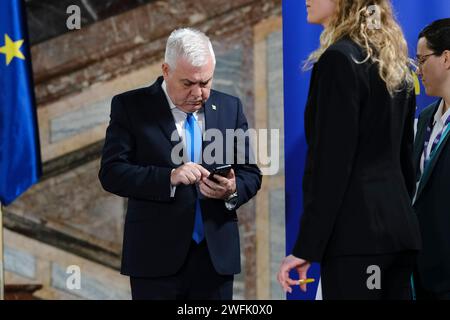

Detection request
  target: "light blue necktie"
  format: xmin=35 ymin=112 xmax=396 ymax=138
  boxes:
xmin=185 ymin=113 xmax=204 ymax=243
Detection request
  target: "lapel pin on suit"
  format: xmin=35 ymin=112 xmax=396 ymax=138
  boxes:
xmin=212 ymin=104 xmax=217 ymax=110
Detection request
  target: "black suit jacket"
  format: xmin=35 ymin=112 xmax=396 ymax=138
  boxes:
xmin=292 ymin=38 xmax=422 ymax=262
xmin=413 ymin=99 xmax=450 ymax=293
xmin=99 ymin=77 xmax=261 ymax=277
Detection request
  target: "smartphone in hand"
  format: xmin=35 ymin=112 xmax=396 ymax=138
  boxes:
xmin=208 ymin=164 xmax=232 ymax=183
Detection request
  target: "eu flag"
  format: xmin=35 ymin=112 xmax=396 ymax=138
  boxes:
xmin=0 ymin=0 xmax=41 ymax=206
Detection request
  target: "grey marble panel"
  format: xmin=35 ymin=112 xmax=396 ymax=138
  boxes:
xmin=51 ymin=262 xmax=130 ymax=300
xmin=50 ymin=98 xmax=111 ymax=143
xmin=213 ymin=45 xmax=244 ymax=100
xmin=267 ymin=31 xmax=284 ymax=175
xmin=4 ymin=246 xmax=36 ymax=279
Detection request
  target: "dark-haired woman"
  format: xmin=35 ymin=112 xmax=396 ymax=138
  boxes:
xmin=413 ymin=18 xmax=450 ymax=300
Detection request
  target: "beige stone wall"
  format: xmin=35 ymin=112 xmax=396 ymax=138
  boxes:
xmin=3 ymin=0 xmax=285 ymax=300
xmin=253 ymin=16 xmax=285 ymax=300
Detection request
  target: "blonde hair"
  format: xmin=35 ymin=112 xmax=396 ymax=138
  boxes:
xmin=305 ymin=0 xmax=414 ymax=95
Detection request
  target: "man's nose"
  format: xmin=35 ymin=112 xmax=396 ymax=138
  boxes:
xmin=191 ymin=84 xmax=202 ymax=97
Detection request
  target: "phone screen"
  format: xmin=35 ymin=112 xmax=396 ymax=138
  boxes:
xmin=208 ymin=165 xmax=232 ymax=181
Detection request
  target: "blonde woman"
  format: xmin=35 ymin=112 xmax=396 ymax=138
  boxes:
xmin=277 ymin=0 xmax=421 ymax=300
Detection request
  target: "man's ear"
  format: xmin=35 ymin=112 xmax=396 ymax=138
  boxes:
xmin=162 ymin=63 xmax=170 ymax=77
xmin=444 ymin=50 xmax=450 ymax=70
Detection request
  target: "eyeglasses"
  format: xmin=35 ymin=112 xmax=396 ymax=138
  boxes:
xmin=415 ymin=53 xmax=437 ymax=68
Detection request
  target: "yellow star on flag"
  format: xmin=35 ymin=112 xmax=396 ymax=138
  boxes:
xmin=0 ymin=34 xmax=25 ymax=66
xmin=412 ymin=71 xmax=421 ymax=96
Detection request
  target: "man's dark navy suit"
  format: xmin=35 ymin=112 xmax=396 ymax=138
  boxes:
xmin=99 ymin=77 xmax=262 ymax=284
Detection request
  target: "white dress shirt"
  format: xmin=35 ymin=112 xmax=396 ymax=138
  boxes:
xmin=162 ymin=81 xmax=204 ymax=197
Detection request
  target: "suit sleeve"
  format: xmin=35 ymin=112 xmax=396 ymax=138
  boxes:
xmin=98 ymin=95 xmax=173 ymax=201
xmin=401 ymin=93 xmax=417 ymax=200
xmin=233 ymin=98 xmax=262 ymax=210
xmin=292 ymin=50 xmax=360 ymax=262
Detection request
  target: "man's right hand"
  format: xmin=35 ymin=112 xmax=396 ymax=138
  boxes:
xmin=170 ymin=162 xmax=210 ymax=186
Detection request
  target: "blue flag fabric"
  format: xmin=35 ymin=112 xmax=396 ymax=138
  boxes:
xmin=0 ymin=0 xmax=41 ymax=206
xmin=283 ymin=0 xmax=450 ymax=300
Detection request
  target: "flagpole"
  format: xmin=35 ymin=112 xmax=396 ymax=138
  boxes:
xmin=0 ymin=203 xmax=4 ymax=300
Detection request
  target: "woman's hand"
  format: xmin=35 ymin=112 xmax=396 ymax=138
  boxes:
xmin=277 ymin=255 xmax=311 ymax=293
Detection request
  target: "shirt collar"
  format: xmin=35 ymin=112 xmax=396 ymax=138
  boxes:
xmin=443 ymin=102 xmax=450 ymax=125
xmin=433 ymin=99 xmax=450 ymax=125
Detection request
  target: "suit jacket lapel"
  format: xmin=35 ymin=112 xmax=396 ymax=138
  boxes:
xmin=150 ymin=78 xmax=180 ymax=147
xmin=202 ymin=94 xmax=220 ymax=168
xmin=413 ymin=112 xmax=429 ymax=177
xmin=415 ymin=100 xmax=444 ymax=200
xmin=204 ymin=95 xmax=219 ymax=132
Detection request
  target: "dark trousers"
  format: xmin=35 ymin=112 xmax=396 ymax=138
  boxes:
xmin=414 ymin=271 xmax=450 ymax=300
xmin=130 ymin=240 xmax=234 ymax=300
xmin=321 ymin=251 xmax=417 ymax=300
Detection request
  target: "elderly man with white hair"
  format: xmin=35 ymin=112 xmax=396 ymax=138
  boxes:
xmin=99 ymin=28 xmax=261 ymax=300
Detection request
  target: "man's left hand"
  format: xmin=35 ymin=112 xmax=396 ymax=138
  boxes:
xmin=199 ymin=169 xmax=236 ymax=200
